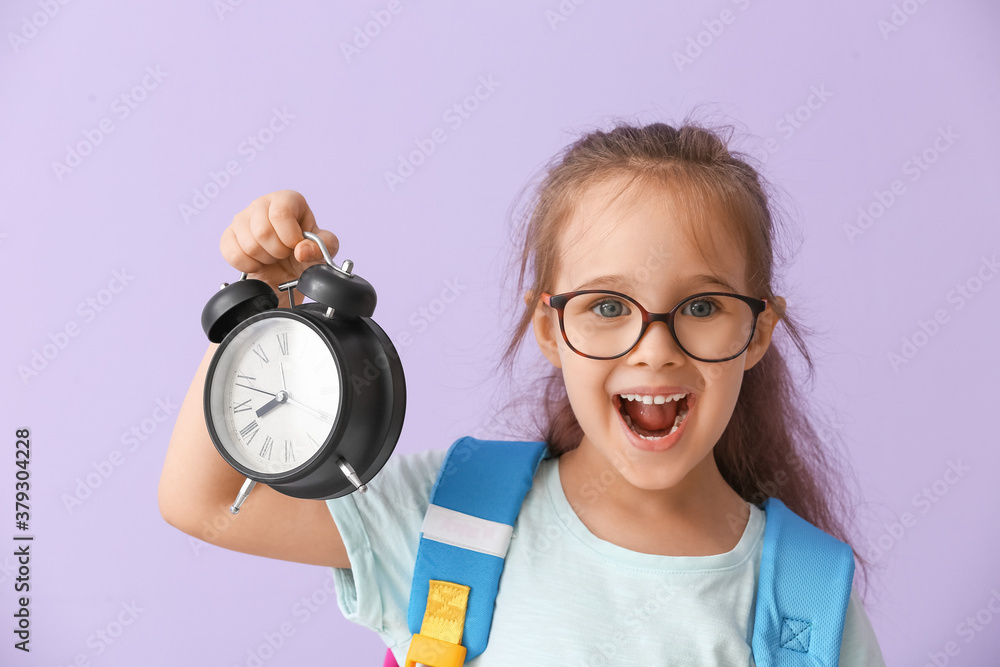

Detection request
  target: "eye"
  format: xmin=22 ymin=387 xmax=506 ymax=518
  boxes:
xmin=590 ymin=297 xmax=631 ymax=318
xmin=682 ymin=298 xmax=718 ymax=318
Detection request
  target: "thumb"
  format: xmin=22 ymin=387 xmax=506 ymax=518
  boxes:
xmin=295 ymin=230 xmax=340 ymax=265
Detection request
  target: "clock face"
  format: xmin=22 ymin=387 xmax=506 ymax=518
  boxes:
xmin=208 ymin=314 xmax=343 ymax=476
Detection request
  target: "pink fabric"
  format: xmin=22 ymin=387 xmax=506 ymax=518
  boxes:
xmin=383 ymin=647 xmax=399 ymax=667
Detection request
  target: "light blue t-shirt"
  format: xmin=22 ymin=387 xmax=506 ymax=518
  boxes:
xmin=325 ymin=447 xmax=885 ymax=666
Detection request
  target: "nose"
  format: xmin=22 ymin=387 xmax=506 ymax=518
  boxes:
xmin=625 ymin=320 xmax=686 ymax=367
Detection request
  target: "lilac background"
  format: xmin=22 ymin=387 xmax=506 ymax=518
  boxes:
xmin=2 ymin=0 xmax=998 ymax=665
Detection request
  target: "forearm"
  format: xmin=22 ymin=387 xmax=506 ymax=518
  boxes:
xmin=158 ymin=342 xmax=246 ymax=531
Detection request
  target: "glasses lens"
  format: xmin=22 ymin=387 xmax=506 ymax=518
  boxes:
xmin=562 ymin=292 xmax=643 ymax=358
xmin=561 ymin=292 xmax=757 ymax=360
xmin=673 ymin=294 xmax=756 ymax=361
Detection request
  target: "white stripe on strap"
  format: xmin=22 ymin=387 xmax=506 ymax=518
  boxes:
xmin=420 ymin=504 xmax=514 ymax=559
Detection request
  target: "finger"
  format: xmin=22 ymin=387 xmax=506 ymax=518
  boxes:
xmin=276 ymin=192 xmax=338 ymax=263
xmin=220 ymin=225 xmax=264 ymax=273
xmin=245 ymin=194 xmax=297 ymax=262
xmin=230 ymin=204 xmax=280 ymax=269
xmin=267 ymin=190 xmax=316 ymax=251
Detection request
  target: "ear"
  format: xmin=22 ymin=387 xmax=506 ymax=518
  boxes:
xmin=526 ymin=289 xmax=563 ymax=369
xmin=744 ymin=295 xmax=785 ymax=371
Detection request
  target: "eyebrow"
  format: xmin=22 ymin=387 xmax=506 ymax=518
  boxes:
xmin=573 ymin=272 xmax=739 ymax=293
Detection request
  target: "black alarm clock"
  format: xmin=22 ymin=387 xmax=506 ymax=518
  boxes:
xmin=201 ymin=232 xmax=405 ymax=514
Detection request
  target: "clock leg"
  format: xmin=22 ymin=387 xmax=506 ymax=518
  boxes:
xmin=229 ymin=477 xmax=258 ymax=514
xmin=337 ymin=458 xmax=367 ymax=494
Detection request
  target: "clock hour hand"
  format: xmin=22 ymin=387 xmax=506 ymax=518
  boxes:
xmin=254 ymin=389 xmax=292 ymax=418
xmin=254 ymin=365 xmax=290 ymax=418
xmin=256 ymin=396 xmax=282 ymax=418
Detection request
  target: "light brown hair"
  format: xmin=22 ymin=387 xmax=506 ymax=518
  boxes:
xmin=490 ymin=114 xmax=870 ymax=594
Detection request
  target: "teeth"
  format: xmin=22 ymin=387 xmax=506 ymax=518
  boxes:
xmin=619 ymin=392 xmax=687 ymax=404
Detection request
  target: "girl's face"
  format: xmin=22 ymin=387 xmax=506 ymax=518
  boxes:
xmin=530 ymin=177 xmax=783 ymax=503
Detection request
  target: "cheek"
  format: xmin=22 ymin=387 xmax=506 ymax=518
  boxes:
xmin=561 ymin=359 xmax=610 ymax=413
xmin=697 ymin=362 xmax=745 ymax=425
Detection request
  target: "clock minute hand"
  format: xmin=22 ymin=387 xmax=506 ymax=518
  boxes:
xmin=285 ymin=396 xmax=336 ymax=424
xmin=235 ymin=383 xmax=276 ymax=398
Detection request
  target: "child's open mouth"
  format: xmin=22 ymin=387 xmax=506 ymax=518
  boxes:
xmin=614 ymin=392 xmax=691 ymax=441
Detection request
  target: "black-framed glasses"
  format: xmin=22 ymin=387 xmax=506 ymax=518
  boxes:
xmin=540 ymin=290 xmax=768 ymax=362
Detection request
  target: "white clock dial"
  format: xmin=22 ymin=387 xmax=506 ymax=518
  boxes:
xmin=209 ymin=315 xmax=343 ymax=475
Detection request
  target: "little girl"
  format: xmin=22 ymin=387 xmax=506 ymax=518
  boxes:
xmin=159 ymin=119 xmax=886 ymax=665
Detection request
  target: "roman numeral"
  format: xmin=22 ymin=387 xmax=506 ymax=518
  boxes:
xmin=252 ymin=344 xmax=269 ymax=364
xmin=277 ymin=332 xmax=289 ymax=355
xmin=239 ymin=420 xmax=259 ymax=445
xmin=236 ymin=373 xmax=256 ymax=385
xmin=259 ymin=435 xmax=274 ymax=459
xmin=233 ymin=399 xmax=252 ymax=413
xmin=284 ymin=439 xmax=294 ymax=463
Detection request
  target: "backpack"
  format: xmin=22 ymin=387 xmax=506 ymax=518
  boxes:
xmin=383 ymin=436 xmax=855 ymax=667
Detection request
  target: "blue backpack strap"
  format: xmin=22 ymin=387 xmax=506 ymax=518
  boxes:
xmin=407 ymin=436 xmax=548 ymax=661
xmin=752 ymin=497 xmax=855 ymax=666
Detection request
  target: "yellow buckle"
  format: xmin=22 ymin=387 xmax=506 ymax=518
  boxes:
xmin=405 ymin=579 xmax=470 ymax=667
xmin=404 ymin=632 xmax=467 ymax=667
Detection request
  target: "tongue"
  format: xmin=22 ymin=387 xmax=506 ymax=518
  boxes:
xmin=621 ymin=398 xmax=678 ymax=433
